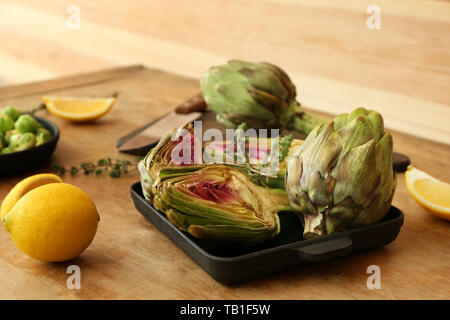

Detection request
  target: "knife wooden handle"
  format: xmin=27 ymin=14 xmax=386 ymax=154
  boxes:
xmin=175 ymin=93 xmax=207 ymax=114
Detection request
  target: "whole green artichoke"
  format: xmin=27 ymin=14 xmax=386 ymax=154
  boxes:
xmin=200 ymin=60 xmax=325 ymax=135
xmin=285 ymin=108 xmax=396 ymax=237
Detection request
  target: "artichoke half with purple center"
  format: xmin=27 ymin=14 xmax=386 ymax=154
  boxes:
xmin=153 ymin=165 xmax=290 ymax=246
xmin=138 ymin=124 xmax=292 ymax=246
xmin=200 ymin=60 xmax=325 ymax=135
xmin=139 ymin=122 xmax=303 ymax=197
xmin=285 ymin=108 xmax=396 ymax=238
xmin=138 ymin=123 xmax=204 ymax=201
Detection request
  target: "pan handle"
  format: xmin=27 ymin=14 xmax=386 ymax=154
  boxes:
xmin=292 ymin=237 xmax=353 ymax=262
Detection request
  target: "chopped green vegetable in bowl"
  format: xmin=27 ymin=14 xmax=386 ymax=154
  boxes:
xmin=0 ymin=114 xmax=14 ymax=134
xmin=8 ymin=132 xmax=23 ymax=148
xmin=4 ymin=129 xmax=18 ymax=144
xmin=1 ymin=106 xmax=22 ymax=121
xmin=15 ymin=133 xmax=36 ymax=151
xmin=0 ymin=132 xmax=7 ymax=147
xmin=1 ymin=147 xmax=14 ymax=155
xmin=15 ymin=114 xmax=40 ymax=133
xmin=0 ymin=106 xmax=53 ymax=155
xmin=36 ymin=128 xmax=51 ymax=146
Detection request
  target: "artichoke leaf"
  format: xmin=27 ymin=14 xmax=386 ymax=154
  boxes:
xmin=188 ymin=222 xmax=280 ymax=245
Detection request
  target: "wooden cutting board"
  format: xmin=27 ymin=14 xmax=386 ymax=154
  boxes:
xmin=0 ymin=65 xmax=448 ymax=299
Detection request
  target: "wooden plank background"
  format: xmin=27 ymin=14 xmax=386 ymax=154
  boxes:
xmin=0 ymin=0 xmax=449 ymax=144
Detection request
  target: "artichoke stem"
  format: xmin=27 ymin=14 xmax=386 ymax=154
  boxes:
xmin=291 ymin=112 xmax=326 ymax=136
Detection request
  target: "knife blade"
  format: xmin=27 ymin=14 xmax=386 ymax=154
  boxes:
xmin=117 ymin=93 xmax=206 ymax=155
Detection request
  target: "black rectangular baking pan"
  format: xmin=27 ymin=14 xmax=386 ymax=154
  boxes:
xmin=131 ymin=182 xmax=404 ymax=284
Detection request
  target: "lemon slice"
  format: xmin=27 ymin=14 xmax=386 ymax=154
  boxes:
xmin=405 ymin=166 xmax=450 ymax=220
xmin=1 ymin=173 xmax=63 ymax=220
xmin=43 ymin=95 xmax=116 ymax=122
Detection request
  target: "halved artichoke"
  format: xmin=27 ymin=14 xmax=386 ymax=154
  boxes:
xmin=138 ymin=124 xmax=294 ymax=246
xmin=139 ymin=123 xmax=304 ymax=197
xmin=285 ymin=108 xmax=396 ymax=237
xmin=138 ymin=123 xmax=205 ymax=201
xmin=153 ymin=165 xmax=290 ymax=246
xmin=203 ymin=135 xmax=303 ymax=189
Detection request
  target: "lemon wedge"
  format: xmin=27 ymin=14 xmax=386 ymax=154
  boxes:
xmin=405 ymin=166 xmax=450 ymax=220
xmin=43 ymin=95 xmax=116 ymax=122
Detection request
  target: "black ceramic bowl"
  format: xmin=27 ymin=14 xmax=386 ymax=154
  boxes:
xmin=0 ymin=116 xmax=59 ymax=177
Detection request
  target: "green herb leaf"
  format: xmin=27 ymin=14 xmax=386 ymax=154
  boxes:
xmin=70 ymin=166 xmax=79 ymax=175
xmin=279 ymin=134 xmax=293 ymax=162
xmin=52 ymin=157 xmax=138 ymax=178
xmin=109 ymin=170 xmax=120 ymax=178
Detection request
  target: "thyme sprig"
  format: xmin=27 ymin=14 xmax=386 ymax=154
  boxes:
xmin=260 ymin=133 xmax=293 ymax=169
xmin=279 ymin=133 xmax=293 ymax=163
xmin=52 ymin=157 xmax=141 ymax=178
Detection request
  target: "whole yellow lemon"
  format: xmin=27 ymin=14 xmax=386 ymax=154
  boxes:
xmin=1 ymin=173 xmax=63 ymax=220
xmin=3 ymin=183 xmax=99 ymax=262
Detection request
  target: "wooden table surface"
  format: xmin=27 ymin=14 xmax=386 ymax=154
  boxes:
xmin=0 ymin=66 xmax=449 ymax=299
xmin=0 ymin=0 xmax=449 ymax=145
